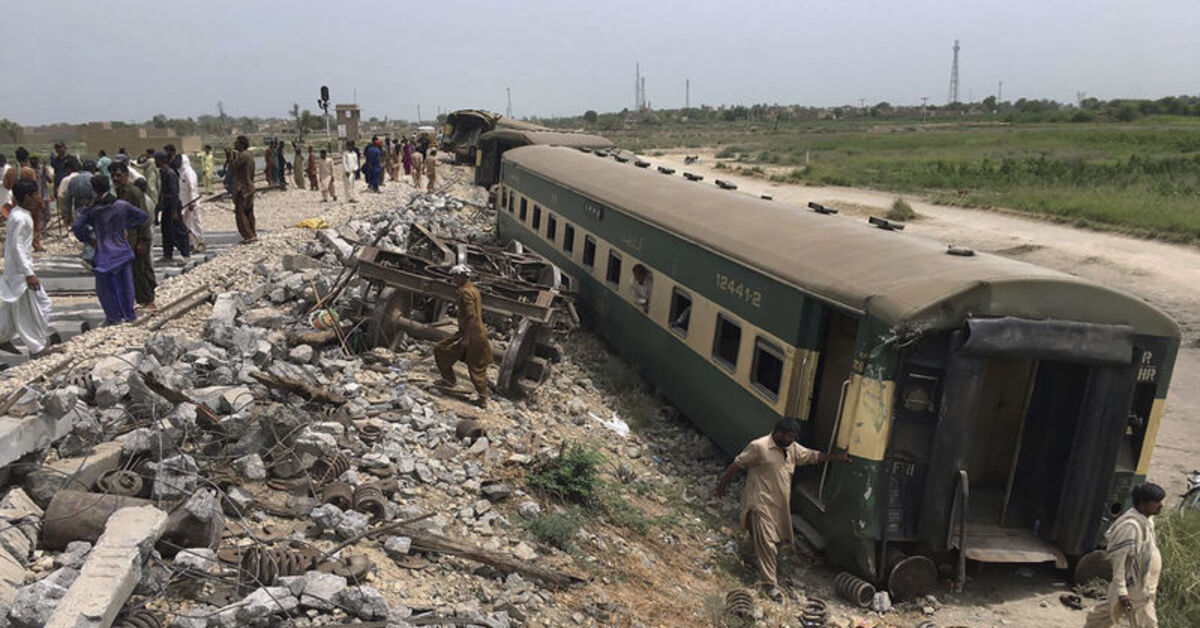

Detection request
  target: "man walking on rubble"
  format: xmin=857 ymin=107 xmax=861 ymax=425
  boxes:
xmin=434 ymin=265 xmax=493 ymax=409
xmin=155 ymin=151 xmax=189 ymax=262
xmin=716 ymin=419 xmax=849 ymax=602
xmin=232 ymin=136 xmax=258 ymax=244
xmin=1083 ymin=482 xmax=1165 ymax=628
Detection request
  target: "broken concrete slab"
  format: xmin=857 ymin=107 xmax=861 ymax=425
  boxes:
xmin=317 ymin=229 xmax=354 ymax=263
xmin=44 ymin=505 xmax=168 ymax=628
xmin=25 ymin=440 xmax=123 ymax=507
xmin=0 ymin=411 xmax=78 ymax=470
xmin=282 ymin=254 xmax=324 ymax=272
xmin=0 ymin=488 xmax=44 ymax=563
xmin=0 ymin=546 xmax=25 ymax=613
xmin=208 ymin=292 xmax=238 ymax=330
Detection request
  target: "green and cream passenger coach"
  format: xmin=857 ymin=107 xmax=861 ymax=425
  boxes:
xmin=495 ymin=145 xmax=1178 ymax=587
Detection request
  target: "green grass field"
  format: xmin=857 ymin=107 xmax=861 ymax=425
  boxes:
xmin=609 ymin=118 xmax=1200 ymax=242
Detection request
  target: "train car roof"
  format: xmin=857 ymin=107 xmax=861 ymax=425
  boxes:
xmin=480 ymin=130 xmax=614 ymax=148
xmin=503 ymin=145 xmax=1179 ymax=338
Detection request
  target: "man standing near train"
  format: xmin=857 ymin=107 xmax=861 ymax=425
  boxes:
xmin=433 ymin=265 xmax=492 ymax=409
xmin=1083 ymin=482 xmax=1164 ymax=628
xmin=716 ymin=418 xmax=849 ymax=602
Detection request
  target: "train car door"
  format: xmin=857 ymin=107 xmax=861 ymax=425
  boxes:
xmin=798 ymin=309 xmax=858 ymax=505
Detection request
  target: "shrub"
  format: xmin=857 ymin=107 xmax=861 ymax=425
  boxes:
xmin=715 ymin=146 xmax=740 ymax=159
xmin=527 ymin=443 xmax=604 ymax=505
xmin=527 ymin=508 xmax=584 ymax=553
xmin=886 ymin=197 xmax=917 ymax=221
xmin=1157 ymin=510 xmax=1200 ymax=627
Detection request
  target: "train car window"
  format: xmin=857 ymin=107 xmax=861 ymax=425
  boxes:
xmin=606 ymin=251 xmax=622 ymax=285
xmin=583 ymin=236 xmax=597 ymax=267
xmin=519 ymin=197 xmax=528 ymax=221
xmin=670 ymin=289 xmax=692 ymax=335
xmin=751 ymin=338 xmax=785 ymax=399
xmin=547 ymin=215 xmax=557 ymax=242
xmin=563 ymin=224 xmax=576 ymax=253
xmin=501 ymin=188 xmax=508 ymax=210
xmin=713 ymin=314 xmax=742 ymax=370
xmin=532 ymin=206 xmax=542 ymax=231
xmin=507 ymin=190 xmax=514 ymax=212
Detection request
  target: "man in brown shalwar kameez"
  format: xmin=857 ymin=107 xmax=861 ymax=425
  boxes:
xmin=433 ymin=265 xmax=492 ymax=408
xmin=306 ymin=146 xmax=319 ymax=191
xmin=111 ymin=163 xmax=156 ymax=310
xmin=232 ymin=136 xmax=257 ymax=244
xmin=716 ymin=419 xmax=849 ymax=601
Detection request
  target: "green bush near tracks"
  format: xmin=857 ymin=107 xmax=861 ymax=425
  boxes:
xmin=1158 ymin=510 xmax=1200 ymax=628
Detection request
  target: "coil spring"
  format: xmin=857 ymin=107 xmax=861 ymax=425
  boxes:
xmin=799 ymin=598 xmax=828 ymax=627
xmin=113 ymin=609 xmax=161 ymax=628
xmin=322 ymin=482 xmax=354 ymax=510
xmin=97 ymin=469 xmax=145 ymax=497
xmin=310 ymin=451 xmax=351 ymax=485
xmin=68 ymin=371 xmax=95 ymax=395
xmin=359 ymin=423 xmax=383 ymax=446
xmin=238 ymin=546 xmax=317 ymax=587
xmin=834 ymin=572 xmax=876 ymax=608
xmin=455 ymin=419 xmax=485 ymax=441
xmin=353 ymin=484 xmax=387 ymax=521
xmin=724 ymin=588 xmax=755 ymax=619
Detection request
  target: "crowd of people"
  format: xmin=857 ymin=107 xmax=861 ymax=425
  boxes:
xmin=0 ymin=129 xmax=445 ymax=357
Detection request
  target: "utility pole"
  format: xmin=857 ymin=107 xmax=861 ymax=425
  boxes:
xmin=416 ymin=105 xmax=421 ymax=124
xmin=641 ymin=76 xmax=647 ymax=111
xmin=685 ymin=78 xmax=690 ymax=109
xmin=921 ymin=96 xmax=929 ymax=123
xmin=947 ymin=39 xmax=960 ymax=104
xmin=998 ymin=80 xmax=1003 ymax=103
xmin=506 ymin=87 xmax=513 ymax=118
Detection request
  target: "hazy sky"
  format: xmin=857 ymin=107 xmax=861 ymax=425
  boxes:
xmin=4 ymin=0 xmax=1197 ymax=126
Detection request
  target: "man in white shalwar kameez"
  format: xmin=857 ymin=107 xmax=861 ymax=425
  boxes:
xmin=177 ymin=154 xmax=205 ymax=252
xmin=1083 ymin=482 xmax=1165 ymax=628
xmin=0 ymin=181 xmax=52 ymax=356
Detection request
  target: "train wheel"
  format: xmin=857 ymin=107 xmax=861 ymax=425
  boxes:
xmin=1073 ymin=549 xmax=1112 ymax=586
xmin=887 ymin=555 xmax=938 ymax=602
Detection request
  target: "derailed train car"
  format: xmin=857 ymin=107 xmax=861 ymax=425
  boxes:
xmin=493 ymin=145 xmax=1179 ymax=587
xmin=442 ymin=110 xmax=550 ymax=164
xmin=474 ymin=130 xmax=613 ymax=188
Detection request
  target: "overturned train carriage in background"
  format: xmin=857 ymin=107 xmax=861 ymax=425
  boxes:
xmin=492 ymin=145 xmax=1179 ymax=590
xmin=442 ymin=109 xmax=552 ymax=165
xmin=473 ymin=130 xmax=614 ymax=189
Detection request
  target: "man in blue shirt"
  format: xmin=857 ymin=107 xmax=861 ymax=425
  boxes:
xmin=71 ymin=176 xmax=147 ymax=324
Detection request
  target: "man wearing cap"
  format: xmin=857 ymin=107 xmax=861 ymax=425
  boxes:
xmin=434 ymin=265 xmax=493 ymax=408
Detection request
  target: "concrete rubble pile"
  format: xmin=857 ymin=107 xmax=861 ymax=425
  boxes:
xmin=0 ymin=192 xmax=609 ymax=627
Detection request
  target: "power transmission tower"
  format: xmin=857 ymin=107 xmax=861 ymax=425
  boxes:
xmin=635 ymin=63 xmax=641 ymax=112
xmin=506 ymin=87 xmax=512 ymax=118
xmin=947 ymin=40 xmax=960 ymax=104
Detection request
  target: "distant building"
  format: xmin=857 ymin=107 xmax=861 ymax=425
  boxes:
xmin=81 ymin=122 xmax=201 ymax=157
xmin=335 ymin=104 xmax=361 ymax=143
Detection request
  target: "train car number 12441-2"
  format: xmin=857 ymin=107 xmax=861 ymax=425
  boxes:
xmin=716 ymin=273 xmax=763 ymax=308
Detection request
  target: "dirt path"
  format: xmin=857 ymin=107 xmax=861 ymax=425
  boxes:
xmin=654 ymin=152 xmax=1200 ymax=500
